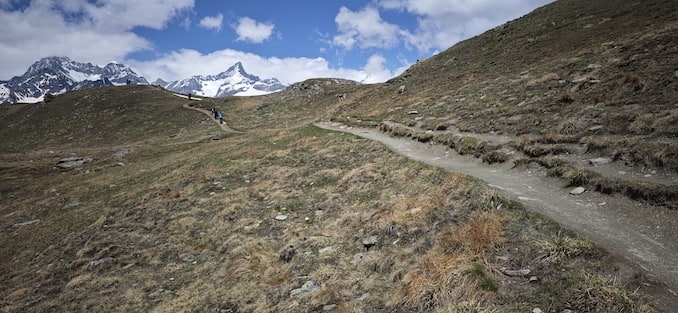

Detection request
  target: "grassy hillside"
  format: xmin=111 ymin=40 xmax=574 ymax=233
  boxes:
xmin=0 ymin=85 xmax=218 ymax=153
xmin=1 ymin=0 xmax=676 ymax=312
xmin=0 ymin=120 xmax=659 ymax=312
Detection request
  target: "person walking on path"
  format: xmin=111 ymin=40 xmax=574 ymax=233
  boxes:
xmin=217 ymin=111 xmax=224 ymax=124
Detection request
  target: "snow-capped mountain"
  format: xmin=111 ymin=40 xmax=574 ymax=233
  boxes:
xmin=158 ymin=62 xmax=286 ymax=97
xmin=0 ymin=56 xmax=148 ymax=104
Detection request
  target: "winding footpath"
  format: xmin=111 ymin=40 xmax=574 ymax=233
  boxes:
xmin=315 ymin=121 xmax=678 ymax=309
xmin=180 ymin=100 xmax=241 ymax=133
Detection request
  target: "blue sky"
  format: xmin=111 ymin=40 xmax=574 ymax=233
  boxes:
xmin=0 ymin=0 xmax=554 ymax=85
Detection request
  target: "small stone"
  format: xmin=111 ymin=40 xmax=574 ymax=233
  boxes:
xmin=112 ymin=148 xmax=133 ymax=159
xmin=318 ymin=246 xmax=333 ymax=256
xmin=501 ymin=268 xmax=531 ymax=277
xmin=290 ymin=281 xmax=320 ymax=298
xmin=321 ymin=230 xmax=332 ymax=237
xmin=13 ymin=219 xmax=40 ymax=227
xmin=363 ymin=236 xmax=378 ymax=250
xmin=357 ymin=293 xmax=369 ymax=301
xmin=569 ymin=187 xmax=586 ymax=195
xmin=63 ymin=200 xmax=80 ymax=209
xmin=56 ymin=156 xmax=92 ymax=169
xmin=588 ymin=125 xmax=604 ymax=131
xmin=275 ymin=214 xmax=288 ymax=221
xmin=408 ymin=110 xmax=418 ymax=115
xmin=529 ymin=276 xmax=538 ymax=282
xmin=351 ymin=253 xmax=365 ymax=264
xmin=323 ymin=304 xmax=337 ymax=311
xmin=532 ymin=308 xmax=543 ymax=313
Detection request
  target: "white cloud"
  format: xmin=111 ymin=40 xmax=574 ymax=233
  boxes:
xmin=199 ymin=13 xmax=223 ymax=31
xmin=234 ymin=17 xmax=274 ymax=43
xmin=0 ymin=0 xmax=195 ymax=79
xmin=128 ymin=49 xmax=394 ymax=85
xmin=376 ymin=0 xmax=554 ymax=52
xmin=333 ymin=6 xmax=400 ymax=50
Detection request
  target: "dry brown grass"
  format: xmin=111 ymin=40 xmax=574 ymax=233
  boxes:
xmin=395 ymin=211 xmax=505 ymax=311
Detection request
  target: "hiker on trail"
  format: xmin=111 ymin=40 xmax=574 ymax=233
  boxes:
xmin=211 ymin=108 xmax=217 ymax=119
xmin=217 ymin=111 xmax=224 ymax=124
xmin=188 ymin=93 xmax=192 ymax=100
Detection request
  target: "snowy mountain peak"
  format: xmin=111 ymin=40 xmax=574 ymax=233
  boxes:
xmin=159 ymin=62 xmax=286 ymax=97
xmin=1 ymin=56 xmax=148 ymax=104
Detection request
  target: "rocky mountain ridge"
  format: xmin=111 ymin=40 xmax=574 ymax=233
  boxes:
xmin=155 ymin=62 xmax=286 ymax=97
xmin=0 ymin=56 xmax=148 ymax=104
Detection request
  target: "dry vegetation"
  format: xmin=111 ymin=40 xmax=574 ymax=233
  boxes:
xmin=2 ymin=0 xmax=676 ymax=311
xmin=0 ymin=88 xmax=660 ymax=312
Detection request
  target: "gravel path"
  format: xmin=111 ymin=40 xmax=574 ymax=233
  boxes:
xmin=316 ymin=121 xmax=678 ymax=309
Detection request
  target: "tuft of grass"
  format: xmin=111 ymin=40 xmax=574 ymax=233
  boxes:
xmin=569 ymin=271 xmax=655 ymax=313
xmin=535 ymin=231 xmax=600 ymax=264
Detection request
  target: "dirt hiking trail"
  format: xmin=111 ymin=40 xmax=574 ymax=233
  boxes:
xmin=181 ymin=101 xmax=241 ymax=133
xmin=316 ymin=121 xmax=678 ymax=308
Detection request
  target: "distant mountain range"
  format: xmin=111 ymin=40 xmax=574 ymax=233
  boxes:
xmin=0 ymin=57 xmax=287 ymax=104
xmin=153 ymin=62 xmax=287 ymax=98
xmin=0 ymin=56 xmax=148 ymax=104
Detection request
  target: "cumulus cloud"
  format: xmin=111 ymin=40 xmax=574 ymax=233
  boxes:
xmin=128 ymin=49 xmax=394 ymax=85
xmin=199 ymin=13 xmax=223 ymax=31
xmin=0 ymin=0 xmax=194 ymax=79
xmin=234 ymin=17 xmax=274 ymax=43
xmin=333 ymin=6 xmax=401 ymax=50
xmin=376 ymin=0 xmax=553 ymax=52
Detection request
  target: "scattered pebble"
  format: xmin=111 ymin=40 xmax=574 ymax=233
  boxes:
xmin=275 ymin=214 xmax=288 ymax=221
xmin=569 ymin=187 xmax=586 ymax=195
xmin=501 ymin=268 xmax=531 ymax=277
xmin=13 ymin=219 xmax=40 ymax=227
xmin=290 ymin=281 xmax=320 ymax=298
xmin=363 ymin=236 xmax=378 ymax=249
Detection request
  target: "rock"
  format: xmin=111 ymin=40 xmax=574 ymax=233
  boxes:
xmin=112 ymin=148 xmax=133 ymax=159
xmin=408 ymin=110 xmax=418 ymax=115
xmin=532 ymin=308 xmax=543 ymax=313
xmin=501 ymin=268 xmax=531 ymax=277
xmin=351 ymin=252 xmax=365 ymax=264
xmin=13 ymin=219 xmax=40 ymax=227
xmin=357 ymin=293 xmax=369 ymax=301
xmin=529 ymin=276 xmax=538 ymax=283
xmin=63 ymin=200 xmax=80 ymax=209
xmin=290 ymin=281 xmax=320 ymax=298
xmin=56 ymin=156 xmax=92 ymax=169
xmin=363 ymin=236 xmax=378 ymax=250
xmin=318 ymin=246 xmax=333 ymax=256
xmin=275 ymin=214 xmax=288 ymax=221
xmin=569 ymin=187 xmax=586 ymax=195
xmin=588 ymin=125 xmax=604 ymax=131
xmin=588 ymin=157 xmax=611 ymax=166
xmin=323 ymin=304 xmax=337 ymax=311
xmin=674 ymin=70 xmax=678 ymax=78
xmin=398 ymin=85 xmax=406 ymax=94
